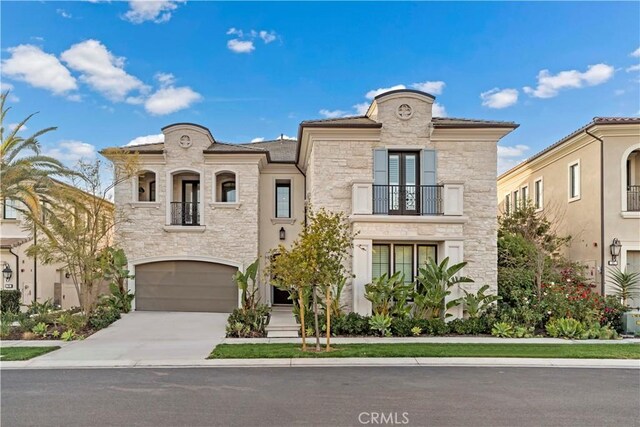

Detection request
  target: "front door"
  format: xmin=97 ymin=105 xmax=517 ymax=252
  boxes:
xmin=182 ymin=180 xmax=200 ymax=225
xmin=389 ymin=152 xmax=419 ymax=215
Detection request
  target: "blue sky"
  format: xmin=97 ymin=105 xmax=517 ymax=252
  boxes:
xmin=2 ymin=1 xmax=639 ymax=173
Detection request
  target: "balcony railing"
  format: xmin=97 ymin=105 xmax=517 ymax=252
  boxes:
xmin=170 ymin=202 xmax=200 ymax=225
xmin=372 ymin=185 xmax=443 ymax=215
xmin=628 ymin=185 xmax=640 ymax=212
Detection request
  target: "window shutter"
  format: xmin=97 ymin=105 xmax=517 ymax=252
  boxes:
xmin=373 ymin=149 xmax=388 ymax=214
xmin=421 ymin=149 xmax=437 ymax=214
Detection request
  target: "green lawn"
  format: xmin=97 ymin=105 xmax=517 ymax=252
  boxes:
xmin=0 ymin=346 xmax=60 ymax=361
xmin=209 ymin=343 xmax=640 ymax=360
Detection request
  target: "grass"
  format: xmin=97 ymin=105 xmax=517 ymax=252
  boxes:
xmin=0 ymin=346 xmax=60 ymax=361
xmin=209 ymin=343 xmax=640 ymax=360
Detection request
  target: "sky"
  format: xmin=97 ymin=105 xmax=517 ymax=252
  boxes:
xmin=1 ymin=1 xmax=639 ymax=174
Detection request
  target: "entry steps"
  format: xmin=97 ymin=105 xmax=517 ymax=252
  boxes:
xmin=266 ymin=306 xmax=300 ymax=338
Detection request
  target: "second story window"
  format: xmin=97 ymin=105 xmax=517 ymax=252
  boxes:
xmin=513 ymin=190 xmax=519 ymax=210
xmin=521 ymin=186 xmax=528 ymax=206
xmin=505 ymin=194 xmax=511 ymax=214
xmin=215 ymin=171 xmax=237 ymax=203
xmin=275 ymin=180 xmax=291 ymax=218
xmin=569 ymin=161 xmax=580 ymax=201
xmin=221 ymin=181 xmax=236 ymax=202
xmin=534 ymin=178 xmax=543 ymax=210
xmin=137 ymin=171 xmax=156 ymax=202
xmin=2 ymin=198 xmax=17 ymax=220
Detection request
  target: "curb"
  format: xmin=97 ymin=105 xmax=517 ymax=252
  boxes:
xmin=2 ymin=357 xmax=639 ymax=370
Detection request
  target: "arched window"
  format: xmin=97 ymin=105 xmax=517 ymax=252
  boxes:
xmin=137 ymin=171 xmax=157 ymax=202
xmin=626 ymin=149 xmax=640 ymax=211
xmin=216 ymin=172 xmax=237 ymax=203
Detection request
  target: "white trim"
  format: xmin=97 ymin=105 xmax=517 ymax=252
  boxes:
xmin=210 ymin=202 xmax=242 ymax=210
xmin=166 ymin=167 xmax=203 ymax=226
xmin=568 ymin=159 xmax=581 ymax=202
xmin=274 ymin=177 xmax=293 ymax=219
xmin=621 ymin=143 xmax=640 ymax=212
xmin=534 ymin=176 xmax=544 ymax=211
xmin=163 ymin=225 xmax=206 ymax=233
xmin=512 ymin=189 xmax=519 ymax=210
xmin=349 ymin=215 xmax=468 ymax=224
xmin=621 ymin=211 xmax=640 ymax=219
xmin=521 ymin=184 xmax=529 ymax=207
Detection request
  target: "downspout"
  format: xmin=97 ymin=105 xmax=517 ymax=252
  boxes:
xmin=33 ymin=226 xmax=38 ymax=303
xmin=295 ymin=162 xmax=308 ymax=227
xmin=585 ymin=129 xmax=606 ymax=294
xmin=8 ymin=247 xmax=20 ymax=294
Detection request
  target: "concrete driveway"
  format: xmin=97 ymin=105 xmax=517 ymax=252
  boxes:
xmin=33 ymin=312 xmax=228 ymax=364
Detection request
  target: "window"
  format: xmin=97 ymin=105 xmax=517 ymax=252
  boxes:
xmin=275 ymin=180 xmax=291 ymax=218
xmin=394 ymin=245 xmax=414 ymax=284
xmin=417 ymin=245 xmax=437 ymax=269
xmin=521 ymin=186 xmax=528 ymax=207
xmin=534 ymin=178 xmax=543 ymax=210
xmin=513 ymin=190 xmax=519 ymax=210
xmin=388 ymin=151 xmax=419 ymax=215
xmin=221 ymin=181 xmax=236 ymax=202
xmin=215 ymin=171 xmax=237 ymax=203
xmin=2 ymin=198 xmax=17 ymax=219
xmin=505 ymin=194 xmax=511 ymax=214
xmin=137 ymin=171 xmax=156 ymax=202
xmin=149 ymin=181 xmax=156 ymax=202
xmin=372 ymin=244 xmax=390 ymax=279
xmin=569 ymin=161 xmax=580 ymax=200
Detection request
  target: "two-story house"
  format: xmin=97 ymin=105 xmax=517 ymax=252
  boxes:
xmin=106 ymin=89 xmax=518 ymax=316
xmin=497 ymin=117 xmax=640 ymax=304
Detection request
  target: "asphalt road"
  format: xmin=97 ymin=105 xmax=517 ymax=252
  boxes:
xmin=2 ymin=367 xmax=639 ymax=427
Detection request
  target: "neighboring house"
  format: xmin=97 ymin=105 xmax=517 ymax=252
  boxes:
xmin=105 ymin=89 xmax=518 ymax=316
xmin=497 ymin=117 xmax=640 ymax=304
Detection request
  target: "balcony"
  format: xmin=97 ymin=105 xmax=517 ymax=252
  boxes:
xmin=170 ymin=202 xmax=200 ymax=226
xmin=352 ymin=180 xmax=464 ymax=217
xmin=628 ymin=186 xmax=640 ymax=212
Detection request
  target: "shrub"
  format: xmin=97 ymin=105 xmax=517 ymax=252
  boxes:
xmin=100 ymin=283 xmax=134 ymax=314
xmin=461 ymin=285 xmax=500 ymax=319
xmin=491 ymin=322 xmax=514 ymax=338
xmin=26 ymin=299 xmax=55 ymax=316
xmin=415 ymin=318 xmax=449 ymax=336
xmin=31 ymin=322 xmax=48 ymax=337
xmin=88 ymin=304 xmax=121 ymax=330
xmin=545 ymin=318 xmax=585 ymax=339
xmin=601 ymin=295 xmax=630 ymax=333
xmin=58 ymin=312 xmax=87 ymax=331
xmin=413 ymin=258 xmax=471 ymax=320
xmin=61 ymin=330 xmax=76 ymax=341
xmin=369 ymin=313 xmax=392 ymax=337
xmin=225 ymin=305 xmax=270 ymax=338
xmin=390 ymin=317 xmax=419 ymax=337
xmin=539 ymin=271 xmax=603 ymax=325
xmin=582 ymin=323 xmax=619 ymax=340
xmin=0 ymin=290 xmax=21 ymax=313
xmin=332 ymin=312 xmax=371 ymax=336
xmin=448 ymin=317 xmax=491 ymax=335
xmin=364 ymin=272 xmax=413 ymax=318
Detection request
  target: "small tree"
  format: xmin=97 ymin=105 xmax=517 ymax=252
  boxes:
xmin=100 ymin=247 xmax=135 ymax=313
xmin=26 ymin=154 xmax=138 ymax=313
xmin=414 ymin=257 xmax=473 ymax=320
xmin=607 ymin=267 xmax=640 ymax=307
xmin=233 ymin=259 xmax=260 ymax=311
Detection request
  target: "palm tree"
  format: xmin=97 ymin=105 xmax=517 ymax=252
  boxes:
xmin=607 ymin=267 xmax=640 ymax=307
xmin=0 ymin=91 xmax=68 ymax=215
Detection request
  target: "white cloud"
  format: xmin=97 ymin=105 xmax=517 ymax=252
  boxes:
xmin=144 ymin=86 xmax=202 ymax=115
xmin=631 ymin=47 xmax=640 ymax=58
xmin=626 ymin=64 xmax=640 ymax=72
xmin=259 ymin=30 xmax=277 ymax=44
xmin=353 ymin=102 xmax=370 ymax=115
xmin=155 ymin=72 xmax=175 ymax=86
xmin=365 ymin=84 xmax=406 ymax=100
xmin=277 ymin=134 xmax=295 ymax=140
xmin=8 ymin=123 xmax=27 ymax=132
xmin=411 ymin=81 xmax=445 ymax=95
xmin=432 ymin=102 xmax=446 ymax=117
xmin=227 ymin=39 xmax=255 ymax=54
xmin=250 ymin=137 xmax=265 ymax=143
xmin=44 ymin=140 xmax=96 ymax=164
xmin=523 ymin=63 xmax=614 ymax=98
xmin=126 ymin=133 xmax=165 ymax=146
xmin=319 ymin=109 xmax=348 ymax=119
xmin=226 ymin=27 xmax=243 ymax=37
xmin=497 ymin=144 xmax=530 ymax=174
xmin=1 ymin=44 xmax=77 ymax=95
xmin=480 ymin=88 xmax=519 ymax=109
xmin=0 ymin=82 xmax=19 ymax=102
xmin=57 ymin=9 xmax=72 ymax=18
xmin=61 ymin=39 xmax=146 ymax=102
xmin=123 ymin=0 xmax=184 ymax=24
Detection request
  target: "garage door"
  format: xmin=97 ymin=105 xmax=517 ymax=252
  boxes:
xmin=135 ymin=261 xmax=238 ymax=312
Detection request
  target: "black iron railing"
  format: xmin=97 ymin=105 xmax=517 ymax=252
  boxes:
xmin=628 ymin=185 xmax=640 ymax=212
xmin=170 ymin=202 xmax=199 ymax=225
xmin=373 ymin=185 xmax=443 ymax=215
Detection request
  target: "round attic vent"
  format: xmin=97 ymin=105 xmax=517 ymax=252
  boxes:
xmin=396 ymin=104 xmax=413 ymax=120
xmin=179 ymin=135 xmax=192 ymax=148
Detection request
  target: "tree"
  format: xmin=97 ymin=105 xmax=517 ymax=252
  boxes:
xmin=233 ymin=259 xmax=260 ymax=311
xmin=0 ymin=91 xmax=69 ymax=215
xmin=607 ymin=268 xmax=640 ymax=307
xmin=26 ymin=155 xmax=138 ymax=313
xmin=499 ymin=201 xmax=570 ymax=297
xmin=414 ymin=257 xmax=473 ymax=320
xmin=268 ymin=208 xmax=354 ymax=352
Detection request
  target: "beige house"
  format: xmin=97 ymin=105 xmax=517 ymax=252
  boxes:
xmin=497 ymin=117 xmax=640 ymax=304
xmin=107 ymin=89 xmax=517 ymax=316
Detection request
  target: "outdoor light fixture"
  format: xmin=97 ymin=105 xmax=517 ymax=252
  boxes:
xmin=279 ymin=227 xmax=286 ymax=241
xmin=609 ymin=238 xmax=622 ymax=266
xmin=2 ymin=263 xmax=12 ymax=282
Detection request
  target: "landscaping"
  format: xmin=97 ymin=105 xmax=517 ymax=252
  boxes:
xmin=209 ymin=343 xmax=640 ymax=359
xmin=0 ymin=346 xmax=60 ymax=361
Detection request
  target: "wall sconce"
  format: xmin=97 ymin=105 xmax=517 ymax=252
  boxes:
xmin=65 ymin=272 xmax=71 ymax=279
xmin=2 ymin=263 xmax=13 ymax=282
xmin=608 ymin=238 xmax=622 ymax=266
xmin=279 ymin=227 xmax=286 ymax=241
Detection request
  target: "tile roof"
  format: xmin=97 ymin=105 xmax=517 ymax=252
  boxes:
xmin=119 ymin=142 xmax=165 ymax=152
xmin=498 ymin=117 xmax=640 ymax=179
xmin=432 ymin=117 xmax=519 ymax=128
xmin=300 ymin=116 xmax=381 ymax=126
xmin=0 ymin=237 xmax=31 ymax=249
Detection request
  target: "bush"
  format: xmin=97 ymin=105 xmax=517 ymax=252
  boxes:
xmin=390 ymin=316 xmax=419 ymax=337
xmin=88 ymin=304 xmax=121 ymax=330
xmin=369 ymin=313 xmax=392 ymax=337
xmin=545 ymin=318 xmax=585 ymax=339
xmin=415 ymin=318 xmax=449 ymax=336
xmin=601 ymin=296 xmax=629 ymax=333
xmin=448 ymin=317 xmax=491 ymax=335
xmin=0 ymin=290 xmax=21 ymax=313
xmin=491 ymin=322 xmax=514 ymax=338
xmin=225 ymin=305 xmax=270 ymax=338
xmin=332 ymin=312 xmax=372 ymax=336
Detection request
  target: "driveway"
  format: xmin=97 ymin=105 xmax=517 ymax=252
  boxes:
xmin=33 ymin=312 xmax=228 ymax=364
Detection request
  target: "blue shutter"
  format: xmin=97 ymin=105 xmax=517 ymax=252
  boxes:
xmin=421 ymin=149 xmax=437 ymax=214
xmin=373 ymin=149 xmax=388 ymax=214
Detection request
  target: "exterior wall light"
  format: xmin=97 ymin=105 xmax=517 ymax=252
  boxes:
xmin=279 ymin=227 xmax=286 ymax=241
xmin=608 ymin=238 xmax=622 ymax=266
xmin=2 ymin=263 xmax=13 ymax=282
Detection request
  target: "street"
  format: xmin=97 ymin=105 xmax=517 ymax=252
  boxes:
xmin=2 ymin=367 xmax=639 ymax=426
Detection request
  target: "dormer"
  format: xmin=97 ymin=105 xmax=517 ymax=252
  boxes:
xmin=366 ymin=89 xmax=435 ymax=137
xmin=161 ymin=123 xmax=216 ymax=157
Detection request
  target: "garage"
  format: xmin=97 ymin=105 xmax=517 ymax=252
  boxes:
xmin=135 ymin=261 xmax=238 ymax=312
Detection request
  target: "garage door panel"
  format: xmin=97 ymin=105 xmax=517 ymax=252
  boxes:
xmin=135 ymin=261 xmax=238 ymax=312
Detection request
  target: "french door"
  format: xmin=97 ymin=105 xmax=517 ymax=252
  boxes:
xmin=182 ymin=180 xmax=200 ymax=225
xmin=389 ymin=152 xmax=419 ymax=215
